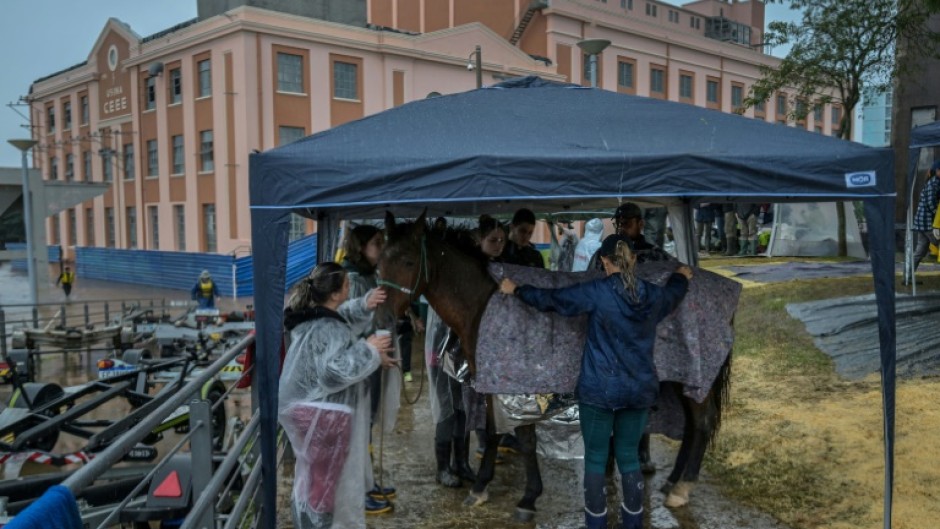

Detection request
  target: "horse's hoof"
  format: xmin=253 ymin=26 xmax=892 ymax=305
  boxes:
xmin=513 ymin=508 xmax=536 ymax=522
xmin=660 ymin=480 xmax=676 ymax=495
xmin=664 ymin=481 xmax=692 ymax=508
xmin=463 ymin=490 xmax=489 ymax=507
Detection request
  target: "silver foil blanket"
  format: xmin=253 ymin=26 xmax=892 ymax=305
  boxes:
xmin=475 ymin=262 xmax=741 ymax=403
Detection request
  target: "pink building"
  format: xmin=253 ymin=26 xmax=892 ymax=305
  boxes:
xmin=27 ymin=0 xmax=841 ymax=259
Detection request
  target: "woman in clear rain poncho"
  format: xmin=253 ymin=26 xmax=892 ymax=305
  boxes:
xmin=278 ymin=262 xmax=398 ymax=529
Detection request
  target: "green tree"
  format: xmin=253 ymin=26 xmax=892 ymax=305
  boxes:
xmin=746 ymin=0 xmax=940 ymax=255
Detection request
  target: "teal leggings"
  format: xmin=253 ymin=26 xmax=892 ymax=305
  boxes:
xmin=579 ymin=403 xmax=648 ymax=475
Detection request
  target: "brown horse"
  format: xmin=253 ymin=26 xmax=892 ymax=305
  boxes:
xmin=378 ymin=211 xmax=731 ymax=519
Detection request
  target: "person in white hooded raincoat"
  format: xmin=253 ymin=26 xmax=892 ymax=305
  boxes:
xmin=278 ymin=262 xmax=398 ymax=529
xmin=572 ymin=218 xmax=605 ymax=272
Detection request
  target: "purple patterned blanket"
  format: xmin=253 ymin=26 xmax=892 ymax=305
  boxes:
xmin=475 ymin=262 xmax=741 ymax=403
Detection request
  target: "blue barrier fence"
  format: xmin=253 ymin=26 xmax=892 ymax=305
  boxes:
xmin=7 ymin=243 xmax=61 ymax=269
xmin=5 ymin=234 xmax=318 ymax=299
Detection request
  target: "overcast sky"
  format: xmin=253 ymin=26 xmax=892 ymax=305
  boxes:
xmin=0 ymin=0 xmax=797 ymax=167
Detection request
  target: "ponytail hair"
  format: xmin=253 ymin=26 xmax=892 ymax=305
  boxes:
xmin=287 ymin=262 xmax=347 ymax=311
xmin=599 ymin=238 xmax=639 ymax=303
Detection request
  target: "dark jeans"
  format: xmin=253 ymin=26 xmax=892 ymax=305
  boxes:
xmin=913 ymin=230 xmax=939 ymax=270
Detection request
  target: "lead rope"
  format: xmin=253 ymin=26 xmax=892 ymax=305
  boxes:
xmin=374 ymin=235 xmax=430 ymax=505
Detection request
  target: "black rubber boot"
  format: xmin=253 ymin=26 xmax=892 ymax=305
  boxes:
xmin=452 ymin=433 xmax=477 ymax=483
xmin=724 ymin=237 xmax=738 ymax=256
xmin=435 ymin=441 xmax=461 ymax=488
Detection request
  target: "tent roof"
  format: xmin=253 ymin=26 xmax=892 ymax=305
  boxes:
xmin=910 ymin=120 xmax=940 ymax=150
xmin=250 ymin=76 xmax=893 ymax=219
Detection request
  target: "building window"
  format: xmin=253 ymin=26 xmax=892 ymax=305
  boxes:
xmin=47 ymin=106 xmax=55 ymax=134
xmin=679 ymin=73 xmax=693 ymax=101
xmin=650 ymin=66 xmax=665 ymax=97
xmin=174 ymin=204 xmax=186 ymax=251
xmin=198 ymin=59 xmax=211 ymax=98
xmin=169 ymin=68 xmax=182 ymax=104
xmin=668 ymin=10 xmax=679 ymax=23
xmin=149 ymin=206 xmax=159 ymax=249
xmin=731 ymin=84 xmax=744 ymax=112
xmin=172 ymin=135 xmax=184 ymax=174
xmin=81 ymin=95 xmax=89 ymax=125
xmin=106 ymin=207 xmax=115 ymax=248
xmin=278 ymin=126 xmax=306 ymax=146
xmin=200 ymin=130 xmax=214 ymax=172
xmin=50 ymin=156 xmax=59 ymax=180
xmin=203 ymin=204 xmax=217 ymax=253
xmin=83 ymin=151 xmax=91 ymax=181
xmin=289 ymin=214 xmax=307 ymax=241
xmin=102 ymin=151 xmax=113 ymax=182
xmin=68 ymin=209 xmax=77 ymax=247
xmin=147 ymin=139 xmax=158 ymax=176
xmin=51 ymin=219 xmax=60 ymax=245
xmin=754 ymin=99 xmax=766 ymax=117
xmin=63 ymin=101 xmax=72 ymax=130
xmin=814 ymin=103 xmax=823 ymax=122
xmin=776 ymin=93 xmax=787 ymax=116
xmin=123 ymin=143 xmax=135 ymax=180
xmin=126 ymin=206 xmax=137 ymax=249
xmin=617 ymin=60 xmax=635 ymax=92
xmin=706 ymin=78 xmax=720 ymax=107
xmin=277 ymin=52 xmax=303 ymax=93
xmin=85 ymin=208 xmax=95 ymax=246
xmin=621 ymin=0 xmax=632 ymax=8
xmin=145 ymin=77 xmax=156 ymax=110
xmin=333 ymin=61 xmax=358 ymax=100
xmin=832 ymin=105 xmax=842 ymax=126
xmin=65 ymin=154 xmax=74 ymax=181
xmin=645 ymin=3 xmax=657 ymax=16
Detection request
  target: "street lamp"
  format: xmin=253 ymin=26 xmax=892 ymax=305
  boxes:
xmin=7 ymin=139 xmax=39 ymax=306
xmin=467 ymin=45 xmax=483 ymax=89
xmin=576 ymin=38 xmax=611 ymax=88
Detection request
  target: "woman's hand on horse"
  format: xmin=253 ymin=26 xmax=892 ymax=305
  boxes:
xmin=500 ymin=278 xmax=517 ymax=295
xmin=676 ymin=265 xmax=693 ymax=280
xmin=366 ymin=287 xmax=387 ymax=309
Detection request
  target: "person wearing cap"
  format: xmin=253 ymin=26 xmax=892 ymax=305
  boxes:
xmin=191 ymin=270 xmax=220 ymax=309
xmin=499 ymin=235 xmax=692 ymax=529
xmin=912 ymin=160 xmax=940 ymax=280
xmin=589 ymin=203 xmax=673 ymax=271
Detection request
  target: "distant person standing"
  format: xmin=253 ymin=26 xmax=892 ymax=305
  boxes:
xmin=912 ymin=161 xmax=940 ymax=281
xmin=56 ymin=266 xmax=75 ymax=300
xmin=191 ymin=270 xmax=220 ymax=309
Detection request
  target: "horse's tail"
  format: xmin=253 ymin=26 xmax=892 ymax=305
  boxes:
xmin=709 ymin=350 xmax=733 ymax=447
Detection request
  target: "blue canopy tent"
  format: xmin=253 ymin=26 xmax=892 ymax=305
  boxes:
xmin=249 ymin=77 xmax=897 ymax=529
xmin=905 ymin=120 xmax=940 ymax=292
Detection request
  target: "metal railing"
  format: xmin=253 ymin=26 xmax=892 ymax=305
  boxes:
xmin=60 ymin=334 xmax=261 ymax=529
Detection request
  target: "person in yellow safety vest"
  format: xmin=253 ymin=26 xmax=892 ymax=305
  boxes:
xmin=191 ymin=270 xmax=220 ymax=309
xmin=56 ymin=266 xmax=76 ymax=299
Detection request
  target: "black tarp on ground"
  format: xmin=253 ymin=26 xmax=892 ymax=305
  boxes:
xmin=249 ymin=77 xmax=897 ymax=529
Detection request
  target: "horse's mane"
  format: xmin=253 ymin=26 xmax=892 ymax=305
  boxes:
xmin=388 ymin=221 xmax=491 ymax=272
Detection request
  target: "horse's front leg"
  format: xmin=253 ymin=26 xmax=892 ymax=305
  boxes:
xmin=664 ymin=391 xmax=717 ymax=508
xmin=512 ymin=423 xmax=542 ymax=522
xmin=464 ymin=396 xmax=499 ymax=507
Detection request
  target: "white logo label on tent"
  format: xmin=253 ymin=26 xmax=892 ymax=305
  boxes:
xmin=845 ymin=171 xmax=876 ymax=188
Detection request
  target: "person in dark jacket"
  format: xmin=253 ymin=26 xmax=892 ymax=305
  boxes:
xmin=500 ymin=235 xmax=691 ymax=529
xmin=501 ymin=208 xmax=545 ymax=268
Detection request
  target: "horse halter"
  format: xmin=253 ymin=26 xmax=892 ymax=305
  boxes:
xmin=376 ymin=235 xmax=429 ymax=301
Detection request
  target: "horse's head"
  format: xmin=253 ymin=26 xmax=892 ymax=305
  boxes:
xmin=378 ymin=210 xmax=429 ymax=317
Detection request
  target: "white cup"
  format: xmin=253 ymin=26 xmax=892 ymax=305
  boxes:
xmin=375 ymin=329 xmax=391 ymax=338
